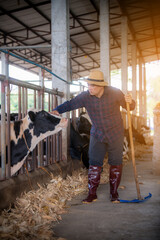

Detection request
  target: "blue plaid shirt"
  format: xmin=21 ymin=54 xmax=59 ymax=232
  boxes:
xmin=55 ymin=86 xmax=135 ymax=143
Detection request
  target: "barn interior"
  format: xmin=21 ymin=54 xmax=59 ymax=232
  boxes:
xmin=0 ymin=0 xmax=160 ymax=239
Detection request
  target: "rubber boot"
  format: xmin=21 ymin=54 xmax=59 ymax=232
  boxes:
xmin=110 ymin=164 xmax=122 ymax=202
xmin=82 ymin=165 xmax=101 ymax=203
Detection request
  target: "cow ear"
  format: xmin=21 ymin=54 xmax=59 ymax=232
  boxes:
xmin=28 ymin=111 xmax=36 ymax=122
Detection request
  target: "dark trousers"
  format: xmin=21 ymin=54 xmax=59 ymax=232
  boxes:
xmin=89 ymin=135 xmax=124 ymax=166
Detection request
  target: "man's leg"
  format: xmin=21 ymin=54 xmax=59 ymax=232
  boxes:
xmin=108 ymin=136 xmax=124 ymax=203
xmin=82 ymin=136 xmax=107 ymax=203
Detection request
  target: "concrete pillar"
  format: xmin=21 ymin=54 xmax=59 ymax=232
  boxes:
xmin=100 ymin=0 xmax=110 ymax=85
xmin=131 ymin=41 xmax=137 ymax=115
xmin=51 ymin=0 xmax=70 ymax=161
xmin=139 ymin=58 xmax=143 ymax=116
xmin=152 ymin=103 xmax=160 ymax=175
xmin=121 ymin=16 xmax=128 ymax=94
xmin=143 ymin=64 xmax=147 ymax=124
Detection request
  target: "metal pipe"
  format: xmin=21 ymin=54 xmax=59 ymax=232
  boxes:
xmin=34 ymin=90 xmax=36 ymax=109
xmin=0 ymin=45 xmax=51 ymax=50
xmin=22 ymin=87 xmax=25 ymax=118
xmin=18 ymin=86 xmax=21 ymax=120
xmin=1 ymin=81 xmax=6 ymax=180
xmin=7 ymin=83 xmax=11 ymax=179
xmin=25 ymin=88 xmax=28 ymax=116
xmin=0 ymin=75 xmax=64 ymax=97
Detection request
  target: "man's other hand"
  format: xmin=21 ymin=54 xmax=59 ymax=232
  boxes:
xmin=124 ymin=94 xmax=132 ymax=104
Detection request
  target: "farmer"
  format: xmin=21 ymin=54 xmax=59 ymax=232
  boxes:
xmin=51 ymin=70 xmax=135 ymax=203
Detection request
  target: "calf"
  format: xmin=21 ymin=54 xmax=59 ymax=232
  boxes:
xmin=0 ymin=110 xmax=68 ymax=176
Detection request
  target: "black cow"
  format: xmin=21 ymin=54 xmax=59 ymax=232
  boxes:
xmin=76 ymin=112 xmax=130 ymax=161
xmin=0 ymin=110 xmax=68 ymax=176
xmin=76 ymin=112 xmax=91 ymax=135
xmin=70 ymin=122 xmax=89 ymax=169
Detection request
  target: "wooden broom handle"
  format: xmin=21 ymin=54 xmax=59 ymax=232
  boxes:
xmin=126 ymin=102 xmax=142 ymax=200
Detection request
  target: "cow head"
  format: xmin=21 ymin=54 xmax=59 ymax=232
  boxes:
xmin=25 ymin=110 xmax=68 ymax=151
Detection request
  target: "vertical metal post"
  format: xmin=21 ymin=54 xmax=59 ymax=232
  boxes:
xmin=25 ymin=88 xmax=28 ymax=116
xmin=1 ymin=80 xmax=6 ymax=180
xmin=6 ymin=53 xmax=11 ymax=178
xmin=32 ymin=90 xmax=37 ymax=170
xmin=34 ymin=90 xmax=36 ymax=109
xmin=37 ymin=87 xmax=43 ymax=167
xmin=22 ymin=87 xmax=25 ymax=118
xmin=46 ymin=93 xmax=51 ymax=165
xmin=18 ymin=86 xmax=21 ymax=120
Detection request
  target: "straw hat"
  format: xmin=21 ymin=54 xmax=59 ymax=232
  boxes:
xmin=84 ymin=70 xmax=108 ymax=86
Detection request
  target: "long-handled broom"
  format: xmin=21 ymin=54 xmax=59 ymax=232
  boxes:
xmin=120 ymin=102 xmax=152 ymax=203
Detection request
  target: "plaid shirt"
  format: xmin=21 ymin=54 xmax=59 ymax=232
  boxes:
xmin=55 ymin=86 xmax=135 ymax=143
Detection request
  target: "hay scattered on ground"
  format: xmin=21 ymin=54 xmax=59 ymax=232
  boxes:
xmin=0 ymin=161 xmax=110 ymax=240
xmin=0 ymin=140 xmax=150 ymax=240
xmin=0 ymin=168 xmax=87 ymax=240
xmin=1 ymin=143 xmax=147 ymax=240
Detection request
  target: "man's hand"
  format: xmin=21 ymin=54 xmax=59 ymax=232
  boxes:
xmin=124 ymin=94 xmax=132 ymax=104
xmin=50 ymin=110 xmax=60 ymax=116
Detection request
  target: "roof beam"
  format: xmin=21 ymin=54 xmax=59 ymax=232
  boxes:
xmin=0 ymin=6 xmax=50 ymax=44
xmin=0 ymin=1 xmax=50 ymax=16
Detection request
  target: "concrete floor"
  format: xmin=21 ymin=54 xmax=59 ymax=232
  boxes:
xmin=53 ymin=147 xmax=160 ymax=240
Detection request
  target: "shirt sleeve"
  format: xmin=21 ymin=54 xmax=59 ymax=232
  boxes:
xmin=54 ymin=91 xmax=87 ymax=114
xmin=117 ymin=89 xmax=136 ymax=111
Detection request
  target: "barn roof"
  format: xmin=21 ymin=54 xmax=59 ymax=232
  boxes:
xmin=0 ymin=0 xmax=160 ymax=80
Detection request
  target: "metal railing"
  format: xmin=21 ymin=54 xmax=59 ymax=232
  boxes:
xmin=121 ymin=110 xmax=147 ymax=131
xmin=0 ymin=74 xmax=64 ymax=180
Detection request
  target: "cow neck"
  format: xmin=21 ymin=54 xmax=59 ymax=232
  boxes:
xmin=21 ymin=121 xmax=31 ymax=153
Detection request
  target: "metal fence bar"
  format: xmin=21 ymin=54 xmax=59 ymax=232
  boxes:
xmin=6 ymin=82 xmax=11 ymax=179
xmin=1 ymin=81 xmax=6 ymax=180
xmin=18 ymin=86 xmax=21 ymax=120
xmin=22 ymin=87 xmax=25 ymax=118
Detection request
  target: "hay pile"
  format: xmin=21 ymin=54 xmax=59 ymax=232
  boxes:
xmin=0 ymin=160 xmax=110 ymax=240
xmin=134 ymin=142 xmax=152 ymax=159
xmin=0 ymin=168 xmax=87 ymax=240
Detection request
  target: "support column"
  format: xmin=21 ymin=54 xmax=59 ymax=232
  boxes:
xmin=121 ymin=16 xmax=128 ymax=94
xmin=153 ymin=104 xmax=160 ymax=175
xmin=51 ymin=0 xmax=70 ymax=161
xmin=132 ymin=41 xmax=137 ymax=115
xmin=139 ymin=58 xmax=143 ymax=116
xmin=100 ymin=0 xmax=110 ymax=85
xmin=143 ymin=64 xmax=147 ymax=124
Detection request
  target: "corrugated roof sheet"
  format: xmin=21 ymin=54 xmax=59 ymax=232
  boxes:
xmin=0 ymin=0 xmax=160 ymax=79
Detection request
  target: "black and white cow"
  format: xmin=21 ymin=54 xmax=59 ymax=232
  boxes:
xmin=0 ymin=110 xmax=68 ymax=176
